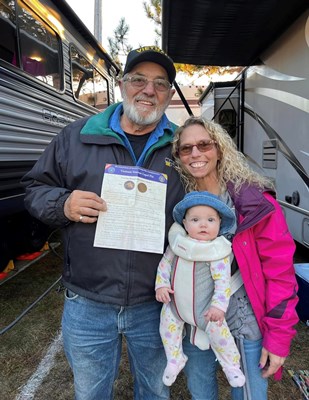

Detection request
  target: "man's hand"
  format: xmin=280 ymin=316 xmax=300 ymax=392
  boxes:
xmin=204 ymin=306 xmax=225 ymax=326
xmin=64 ymin=190 xmax=107 ymax=223
xmin=156 ymin=287 xmax=174 ymax=304
xmin=259 ymin=347 xmax=286 ymax=378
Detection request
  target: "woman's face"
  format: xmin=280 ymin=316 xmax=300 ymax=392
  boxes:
xmin=178 ymin=124 xmax=220 ymax=183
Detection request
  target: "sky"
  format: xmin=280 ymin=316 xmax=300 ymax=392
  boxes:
xmin=65 ymin=0 xmax=157 ymax=51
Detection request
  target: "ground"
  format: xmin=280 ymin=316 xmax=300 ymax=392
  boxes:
xmin=0 ymin=242 xmax=308 ymax=399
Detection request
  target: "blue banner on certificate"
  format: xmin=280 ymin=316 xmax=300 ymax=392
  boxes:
xmin=94 ymin=164 xmax=167 ymax=253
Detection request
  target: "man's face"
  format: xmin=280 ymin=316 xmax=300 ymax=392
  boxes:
xmin=120 ymin=61 xmax=175 ymax=126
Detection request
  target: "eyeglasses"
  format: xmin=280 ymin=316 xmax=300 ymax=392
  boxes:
xmin=124 ymin=75 xmax=172 ymax=92
xmin=178 ymin=140 xmax=217 ymax=156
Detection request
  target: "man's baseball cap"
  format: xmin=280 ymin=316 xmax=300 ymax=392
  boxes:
xmin=123 ymin=46 xmax=176 ymax=83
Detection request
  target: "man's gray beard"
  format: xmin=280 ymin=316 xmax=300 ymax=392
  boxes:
xmin=122 ymin=93 xmax=169 ymax=126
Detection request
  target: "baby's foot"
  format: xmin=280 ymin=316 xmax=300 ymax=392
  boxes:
xmin=163 ymin=356 xmax=188 ymax=386
xmin=223 ymin=367 xmax=246 ymax=387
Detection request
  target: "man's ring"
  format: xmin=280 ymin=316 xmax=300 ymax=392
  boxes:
xmin=79 ymin=215 xmax=84 ymax=222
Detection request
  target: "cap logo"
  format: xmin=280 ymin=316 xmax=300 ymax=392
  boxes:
xmin=136 ymin=46 xmax=169 ymax=57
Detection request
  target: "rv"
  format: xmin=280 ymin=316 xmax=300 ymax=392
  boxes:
xmin=162 ymin=0 xmax=309 ymax=248
xmin=0 ymin=0 xmax=119 ymax=269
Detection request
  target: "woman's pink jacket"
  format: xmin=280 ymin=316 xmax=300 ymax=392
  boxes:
xmin=228 ymin=183 xmax=299 ymax=361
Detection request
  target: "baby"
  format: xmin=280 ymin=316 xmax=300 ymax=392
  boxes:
xmin=156 ymin=191 xmax=245 ymax=387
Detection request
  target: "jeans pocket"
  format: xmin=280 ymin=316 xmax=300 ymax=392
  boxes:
xmin=64 ymin=288 xmax=79 ymax=301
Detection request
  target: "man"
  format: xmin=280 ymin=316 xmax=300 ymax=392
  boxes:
xmin=22 ymin=46 xmax=185 ymax=399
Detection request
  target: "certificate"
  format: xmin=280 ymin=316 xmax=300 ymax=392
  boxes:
xmin=94 ymin=164 xmax=167 ymax=253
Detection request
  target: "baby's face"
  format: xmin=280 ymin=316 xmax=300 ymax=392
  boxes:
xmin=183 ymin=205 xmax=221 ymax=241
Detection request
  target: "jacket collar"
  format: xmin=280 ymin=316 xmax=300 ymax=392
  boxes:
xmin=80 ymin=103 xmax=120 ymax=137
xmin=79 ymin=102 xmax=177 ymax=165
xmin=227 ymin=182 xmax=276 ymax=233
xmin=80 ymin=102 xmax=176 ymax=138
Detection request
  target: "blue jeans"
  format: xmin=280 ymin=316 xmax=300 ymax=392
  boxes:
xmin=62 ymin=290 xmax=169 ymax=400
xmin=183 ymin=336 xmax=268 ymax=400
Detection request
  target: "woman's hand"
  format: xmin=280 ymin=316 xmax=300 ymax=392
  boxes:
xmin=259 ymin=347 xmax=286 ymax=378
xmin=64 ymin=190 xmax=107 ymax=223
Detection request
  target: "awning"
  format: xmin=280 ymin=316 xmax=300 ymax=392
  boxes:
xmin=162 ymin=0 xmax=308 ymax=66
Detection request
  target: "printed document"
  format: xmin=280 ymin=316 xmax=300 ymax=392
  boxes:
xmin=94 ymin=164 xmax=167 ymax=253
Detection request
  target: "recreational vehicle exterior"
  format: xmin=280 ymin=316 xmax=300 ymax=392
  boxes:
xmin=162 ymin=0 xmax=309 ymax=248
xmin=0 ymin=0 xmax=119 ymax=269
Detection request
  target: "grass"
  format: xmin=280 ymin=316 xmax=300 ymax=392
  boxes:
xmin=0 ymin=243 xmax=308 ymax=399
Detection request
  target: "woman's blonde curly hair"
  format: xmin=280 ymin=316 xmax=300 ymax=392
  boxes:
xmin=172 ymin=116 xmax=273 ymax=194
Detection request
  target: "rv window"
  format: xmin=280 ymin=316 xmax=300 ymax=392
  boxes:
xmin=218 ymin=109 xmax=237 ymax=138
xmin=94 ymin=69 xmax=108 ymax=110
xmin=17 ymin=0 xmax=62 ymax=90
xmin=0 ymin=0 xmax=18 ymax=64
xmin=71 ymin=45 xmax=108 ymax=110
xmin=0 ymin=0 xmax=62 ymax=90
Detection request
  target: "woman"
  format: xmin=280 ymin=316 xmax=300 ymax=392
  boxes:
xmin=171 ymin=116 xmax=299 ymax=400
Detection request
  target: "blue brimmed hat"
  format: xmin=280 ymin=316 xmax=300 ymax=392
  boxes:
xmin=123 ymin=46 xmax=176 ymax=83
xmin=173 ymin=191 xmax=236 ymax=235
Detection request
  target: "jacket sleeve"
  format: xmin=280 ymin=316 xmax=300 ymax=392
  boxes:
xmin=21 ymin=126 xmax=72 ymax=228
xmin=253 ymin=194 xmax=299 ymax=357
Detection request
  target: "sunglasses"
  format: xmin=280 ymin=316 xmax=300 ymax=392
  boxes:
xmin=178 ymin=140 xmax=217 ymax=156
